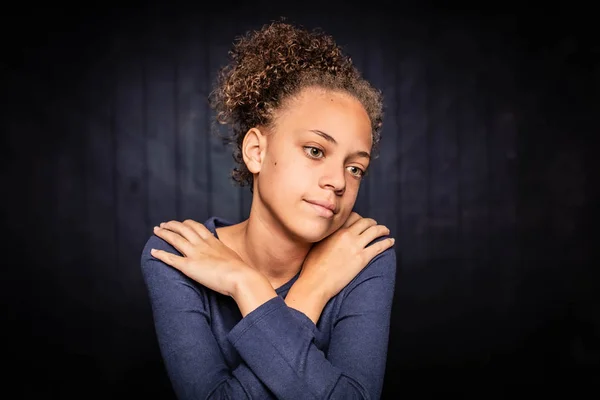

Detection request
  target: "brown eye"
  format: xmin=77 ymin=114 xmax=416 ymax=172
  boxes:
xmin=304 ymin=146 xmax=324 ymax=158
xmin=347 ymin=166 xmax=365 ymax=178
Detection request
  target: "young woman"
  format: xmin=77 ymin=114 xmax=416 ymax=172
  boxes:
xmin=141 ymin=21 xmax=396 ymax=399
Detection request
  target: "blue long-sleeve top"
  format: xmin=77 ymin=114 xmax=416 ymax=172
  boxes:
xmin=140 ymin=216 xmax=396 ymax=400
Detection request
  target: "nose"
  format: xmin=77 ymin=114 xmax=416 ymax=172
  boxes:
xmin=319 ymin=166 xmax=346 ymax=196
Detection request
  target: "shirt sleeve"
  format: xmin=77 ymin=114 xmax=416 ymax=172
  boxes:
xmin=142 ymin=234 xmax=397 ymax=400
xmin=140 ymin=235 xmax=280 ymax=400
xmin=227 ymin=245 xmax=397 ymax=400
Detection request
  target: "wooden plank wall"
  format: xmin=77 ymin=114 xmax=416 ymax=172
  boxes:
xmin=3 ymin=7 xmax=595 ymax=398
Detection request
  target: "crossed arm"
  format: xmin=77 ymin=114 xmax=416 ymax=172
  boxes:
xmin=141 ymin=234 xmax=396 ymax=399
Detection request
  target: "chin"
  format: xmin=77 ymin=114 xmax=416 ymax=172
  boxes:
xmin=289 ymin=216 xmax=338 ymax=243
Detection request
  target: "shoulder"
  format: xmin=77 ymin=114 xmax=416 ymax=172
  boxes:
xmin=139 ymin=232 xmax=209 ymax=302
xmin=363 ymin=245 xmax=397 ymax=281
xmin=140 ymin=216 xmax=224 ymax=266
xmin=364 ymin=234 xmax=397 ymax=275
xmin=342 ymin=237 xmax=397 ymax=295
xmin=140 ymin=234 xmax=181 ymax=266
xmin=326 ymin=243 xmax=396 ymax=316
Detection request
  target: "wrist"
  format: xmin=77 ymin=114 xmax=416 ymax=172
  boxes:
xmin=285 ymin=278 xmax=330 ymax=324
xmin=292 ymin=275 xmax=331 ymax=303
xmin=231 ymin=269 xmax=277 ymax=317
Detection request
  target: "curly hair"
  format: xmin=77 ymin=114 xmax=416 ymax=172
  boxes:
xmin=209 ymin=20 xmax=384 ymax=187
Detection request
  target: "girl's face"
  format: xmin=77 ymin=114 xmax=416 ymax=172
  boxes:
xmin=248 ymin=86 xmax=373 ymax=243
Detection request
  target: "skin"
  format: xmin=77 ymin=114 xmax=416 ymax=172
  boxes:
xmin=152 ymin=85 xmax=394 ymax=323
xmin=217 ymin=86 xmax=373 ymax=287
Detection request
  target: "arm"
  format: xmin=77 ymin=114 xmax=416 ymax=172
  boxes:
xmin=324 ymin=248 xmax=396 ymax=399
xmin=141 ymin=235 xmax=280 ymax=400
xmin=229 ymin=247 xmax=397 ymax=399
xmin=146 ymin=217 xmax=396 ymax=399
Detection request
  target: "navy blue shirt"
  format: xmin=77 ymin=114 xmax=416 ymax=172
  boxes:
xmin=140 ymin=216 xmax=396 ymax=399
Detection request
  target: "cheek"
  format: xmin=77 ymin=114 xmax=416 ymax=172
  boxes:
xmin=269 ymin=151 xmax=308 ymax=180
xmin=344 ymin=181 xmax=360 ymax=202
xmin=262 ymin=153 xmax=303 ymax=190
xmin=338 ymin=184 xmax=360 ymax=212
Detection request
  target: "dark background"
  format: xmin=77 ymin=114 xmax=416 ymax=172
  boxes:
xmin=2 ymin=1 xmax=598 ymax=398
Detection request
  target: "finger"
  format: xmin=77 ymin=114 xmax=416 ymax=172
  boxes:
xmin=182 ymin=219 xmax=214 ymax=241
xmin=358 ymin=224 xmax=391 ymax=248
xmin=341 ymin=212 xmax=362 ymax=229
xmin=150 ymin=248 xmax=189 ymax=272
xmin=159 ymin=220 xmax=203 ymax=245
xmin=347 ymin=217 xmax=378 ymax=235
xmin=153 ymin=226 xmax=193 ymax=256
xmin=363 ymin=237 xmax=395 ymax=262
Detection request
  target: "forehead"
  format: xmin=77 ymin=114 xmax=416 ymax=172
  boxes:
xmin=273 ymin=87 xmax=373 ymax=147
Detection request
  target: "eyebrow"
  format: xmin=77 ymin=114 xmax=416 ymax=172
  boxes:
xmin=309 ymin=129 xmax=371 ymax=159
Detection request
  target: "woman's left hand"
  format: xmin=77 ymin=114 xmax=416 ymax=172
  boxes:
xmin=150 ymin=219 xmax=253 ymax=297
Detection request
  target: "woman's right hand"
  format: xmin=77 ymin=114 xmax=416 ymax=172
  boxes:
xmin=287 ymin=212 xmax=395 ymax=319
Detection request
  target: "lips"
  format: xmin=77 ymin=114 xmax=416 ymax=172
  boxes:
xmin=305 ymin=199 xmax=337 ymax=216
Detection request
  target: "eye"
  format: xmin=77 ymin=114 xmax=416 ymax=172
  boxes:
xmin=303 ymin=146 xmax=324 ymax=159
xmin=347 ymin=166 xmax=365 ymax=178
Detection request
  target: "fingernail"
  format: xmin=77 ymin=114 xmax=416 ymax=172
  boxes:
xmin=153 ymin=226 xmax=159 ymax=231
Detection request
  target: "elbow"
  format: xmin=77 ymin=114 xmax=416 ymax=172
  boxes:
xmin=328 ymin=374 xmax=374 ymax=400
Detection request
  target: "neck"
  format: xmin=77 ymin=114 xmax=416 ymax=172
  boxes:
xmin=222 ymin=205 xmax=311 ymax=289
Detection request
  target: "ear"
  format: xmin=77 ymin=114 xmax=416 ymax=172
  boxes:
xmin=241 ymin=127 xmax=267 ymax=174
